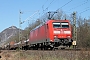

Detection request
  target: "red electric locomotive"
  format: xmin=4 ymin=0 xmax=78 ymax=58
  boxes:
xmin=29 ymin=20 xmax=73 ymax=49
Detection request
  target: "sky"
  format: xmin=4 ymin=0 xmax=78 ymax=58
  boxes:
xmin=0 ymin=0 xmax=90 ymax=32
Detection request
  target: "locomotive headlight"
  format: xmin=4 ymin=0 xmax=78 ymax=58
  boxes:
xmin=64 ymin=31 xmax=71 ymax=34
xmin=67 ymin=36 xmax=70 ymax=38
xmin=54 ymin=36 xmax=57 ymax=37
xmin=54 ymin=31 xmax=60 ymax=34
xmin=54 ymin=36 xmax=58 ymax=38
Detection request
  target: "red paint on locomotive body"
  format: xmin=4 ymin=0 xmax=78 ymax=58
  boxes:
xmin=29 ymin=20 xmax=72 ymax=47
xmin=49 ymin=20 xmax=72 ymax=41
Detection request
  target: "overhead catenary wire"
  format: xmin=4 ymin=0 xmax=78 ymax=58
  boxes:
xmin=68 ymin=0 xmax=89 ymax=11
xmin=20 ymin=10 xmax=39 ymax=24
xmin=60 ymin=0 xmax=90 ymax=20
xmin=42 ymin=0 xmax=55 ymax=14
xmin=42 ymin=0 xmax=48 ymax=12
xmin=57 ymin=0 xmax=73 ymax=11
xmin=60 ymin=0 xmax=73 ymax=9
xmin=79 ymin=8 xmax=90 ymax=15
xmin=41 ymin=0 xmax=90 ymax=20
xmin=40 ymin=0 xmax=56 ymax=19
xmin=46 ymin=0 xmax=55 ymax=9
xmin=41 ymin=0 xmax=73 ymax=16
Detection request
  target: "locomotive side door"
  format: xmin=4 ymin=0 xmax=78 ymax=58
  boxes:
xmin=45 ymin=24 xmax=49 ymax=42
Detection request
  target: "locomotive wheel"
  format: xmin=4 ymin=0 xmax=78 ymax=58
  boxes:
xmin=44 ymin=46 xmax=48 ymax=50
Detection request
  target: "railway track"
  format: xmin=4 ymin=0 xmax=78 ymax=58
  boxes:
xmin=1 ymin=47 xmax=88 ymax=52
xmin=56 ymin=48 xmax=81 ymax=51
xmin=9 ymin=48 xmax=82 ymax=51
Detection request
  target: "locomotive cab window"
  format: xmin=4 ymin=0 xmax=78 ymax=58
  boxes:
xmin=53 ymin=22 xmax=61 ymax=28
xmin=61 ymin=22 xmax=69 ymax=28
xmin=53 ymin=22 xmax=69 ymax=28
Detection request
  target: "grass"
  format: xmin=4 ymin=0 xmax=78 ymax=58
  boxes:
xmin=1 ymin=50 xmax=90 ymax=60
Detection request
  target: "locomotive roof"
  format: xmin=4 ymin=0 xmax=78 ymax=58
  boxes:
xmin=30 ymin=20 xmax=70 ymax=32
xmin=46 ymin=19 xmax=70 ymax=22
xmin=30 ymin=23 xmax=44 ymax=32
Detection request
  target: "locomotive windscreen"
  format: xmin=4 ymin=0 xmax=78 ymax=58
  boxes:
xmin=53 ymin=22 xmax=61 ymax=28
xmin=53 ymin=22 xmax=69 ymax=28
xmin=61 ymin=22 xmax=69 ymax=28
